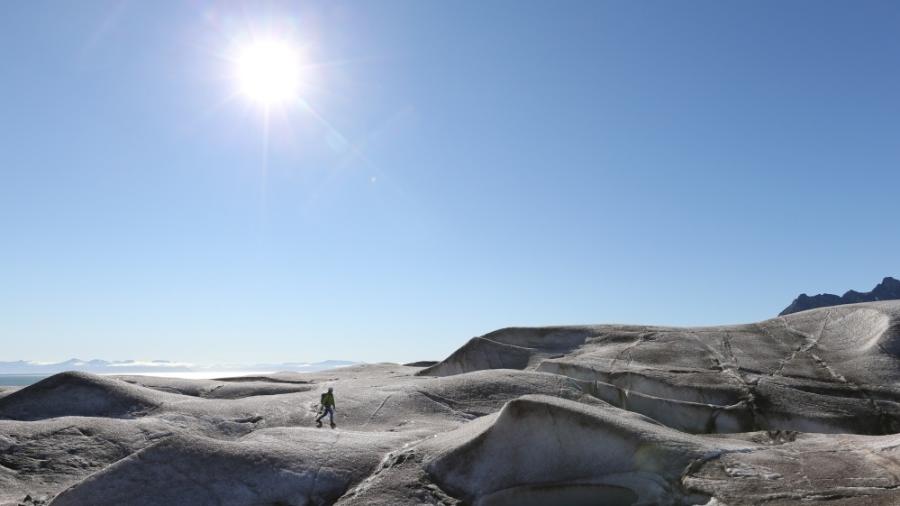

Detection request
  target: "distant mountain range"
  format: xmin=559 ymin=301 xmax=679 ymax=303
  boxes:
xmin=780 ymin=276 xmax=900 ymax=316
xmin=0 ymin=359 xmax=356 ymax=375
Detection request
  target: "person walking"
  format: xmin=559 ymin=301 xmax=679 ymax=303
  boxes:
xmin=316 ymin=387 xmax=336 ymax=428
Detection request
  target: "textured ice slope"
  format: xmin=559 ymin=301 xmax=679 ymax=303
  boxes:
xmin=2 ymin=302 xmax=900 ymax=505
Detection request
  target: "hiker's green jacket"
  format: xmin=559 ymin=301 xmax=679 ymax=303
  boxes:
xmin=321 ymin=392 xmax=335 ymax=408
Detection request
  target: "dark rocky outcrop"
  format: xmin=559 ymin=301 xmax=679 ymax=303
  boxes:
xmin=780 ymin=276 xmax=900 ymax=315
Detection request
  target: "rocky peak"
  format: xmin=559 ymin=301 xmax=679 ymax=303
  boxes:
xmin=780 ymin=276 xmax=900 ymax=316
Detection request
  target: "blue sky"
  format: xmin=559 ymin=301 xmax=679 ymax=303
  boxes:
xmin=2 ymin=1 xmax=899 ymax=364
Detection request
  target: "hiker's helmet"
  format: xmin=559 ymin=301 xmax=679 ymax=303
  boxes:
xmin=328 ymin=387 xmax=333 ymax=393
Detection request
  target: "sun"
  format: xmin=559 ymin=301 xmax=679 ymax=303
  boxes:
xmin=235 ymin=39 xmax=302 ymax=106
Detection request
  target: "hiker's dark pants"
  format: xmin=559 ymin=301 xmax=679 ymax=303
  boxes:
xmin=317 ymin=406 xmax=335 ymax=424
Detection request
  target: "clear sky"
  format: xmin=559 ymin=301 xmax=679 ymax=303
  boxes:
xmin=2 ymin=1 xmax=899 ymax=364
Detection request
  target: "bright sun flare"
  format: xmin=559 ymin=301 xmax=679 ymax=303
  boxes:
xmin=235 ymin=40 xmax=301 ymax=106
